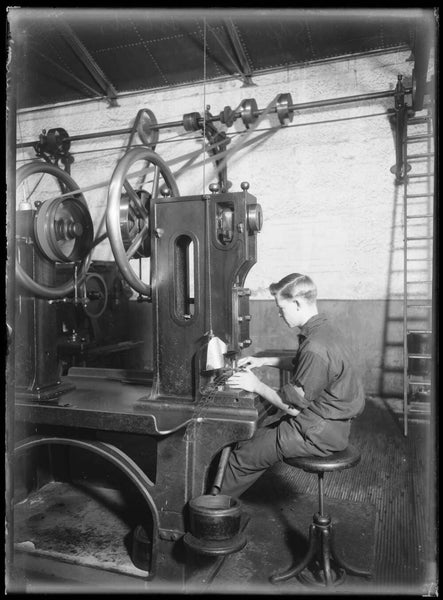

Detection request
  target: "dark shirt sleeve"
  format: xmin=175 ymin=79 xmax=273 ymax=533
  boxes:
xmin=280 ymin=350 xmax=330 ymax=410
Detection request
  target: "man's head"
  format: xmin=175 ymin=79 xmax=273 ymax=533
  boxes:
xmin=269 ymin=273 xmax=318 ymax=328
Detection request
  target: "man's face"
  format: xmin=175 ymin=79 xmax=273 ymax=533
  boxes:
xmin=275 ymin=296 xmax=302 ymax=328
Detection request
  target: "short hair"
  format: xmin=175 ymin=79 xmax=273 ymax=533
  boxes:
xmin=269 ymin=273 xmax=317 ymax=303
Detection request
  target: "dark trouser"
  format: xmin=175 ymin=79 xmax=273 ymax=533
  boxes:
xmin=220 ymin=410 xmax=351 ymax=499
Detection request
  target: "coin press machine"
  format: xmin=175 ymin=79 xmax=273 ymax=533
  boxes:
xmin=13 ymin=134 xmax=264 ymax=583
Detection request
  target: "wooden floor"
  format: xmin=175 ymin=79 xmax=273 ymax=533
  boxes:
xmin=9 ymin=397 xmax=437 ymax=595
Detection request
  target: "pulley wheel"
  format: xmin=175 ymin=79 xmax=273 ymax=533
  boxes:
xmin=240 ymin=98 xmax=258 ymax=129
xmin=83 ymin=272 xmax=108 ymax=318
xmin=34 ymin=196 xmax=93 ymax=263
xmin=136 ymin=109 xmax=159 ymax=150
xmin=45 ymin=128 xmax=71 ymax=155
xmin=106 ymin=147 xmax=179 ymax=297
xmin=183 ymin=112 xmax=202 ymax=132
xmin=276 ymin=93 xmax=294 ymax=125
xmin=16 ymin=161 xmax=94 ymax=299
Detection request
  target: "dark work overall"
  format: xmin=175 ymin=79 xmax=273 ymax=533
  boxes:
xmin=221 ymin=313 xmax=364 ymax=499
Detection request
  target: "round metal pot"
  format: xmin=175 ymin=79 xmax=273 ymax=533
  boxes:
xmin=188 ymin=494 xmax=242 ymax=541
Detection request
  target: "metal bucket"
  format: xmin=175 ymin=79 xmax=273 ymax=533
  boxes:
xmin=188 ymin=494 xmax=242 ymax=541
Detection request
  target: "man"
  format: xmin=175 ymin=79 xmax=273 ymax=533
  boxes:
xmin=221 ymin=272 xmax=365 ymax=499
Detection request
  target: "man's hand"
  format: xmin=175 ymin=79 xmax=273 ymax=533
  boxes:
xmin=237 ymin=356 xmax=267 ymax=369
xmin=285 ymin=406 xmax=300 ymax=417
xmin=226 ymin=368 xmax=261 ymax=393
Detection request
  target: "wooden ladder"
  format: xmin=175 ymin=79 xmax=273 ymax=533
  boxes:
xmin=402 ymin=107 xmax=434 ymax=435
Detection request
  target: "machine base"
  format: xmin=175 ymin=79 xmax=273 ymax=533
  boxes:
xmin=183 ymin=531 xmax=247 ymax=556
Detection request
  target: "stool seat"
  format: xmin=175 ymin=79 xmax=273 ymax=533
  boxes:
xmin=284 ymin=444 xmax=361 ymax=473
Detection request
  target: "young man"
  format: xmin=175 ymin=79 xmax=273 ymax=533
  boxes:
xmin=221 ymin=273 xmax=365 ymax=499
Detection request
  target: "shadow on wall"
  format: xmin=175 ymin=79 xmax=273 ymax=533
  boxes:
xmin=378 ymin=180 xmax=404 ymax=400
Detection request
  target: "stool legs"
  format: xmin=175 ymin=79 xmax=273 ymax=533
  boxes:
xmin=321 ymin=527 xmax=334 ymax=586
xmin=270 ymin=514 xmax=346 ymax=586
xmin=270 ymin=471 xmax=371 ymax=587
xmin=329 ymin=527 xmax=372 ymax=578
xmin=270 ymin=523 xmax=318 ymax=583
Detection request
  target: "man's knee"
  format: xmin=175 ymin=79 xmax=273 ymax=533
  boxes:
xmin=229 ymin=428 xmax=280 ymax=472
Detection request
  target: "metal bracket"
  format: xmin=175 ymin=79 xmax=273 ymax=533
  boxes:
xmin=202 ymin=108 xmax=231 ymax=192
xmin=159 ymin=529 xmax=183 ymax=542
xmin=388 ymin=75 xmax=412 ymax=184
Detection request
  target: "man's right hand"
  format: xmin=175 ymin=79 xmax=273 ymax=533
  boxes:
xmin=285 ymin=406 xmax=301 ymax=417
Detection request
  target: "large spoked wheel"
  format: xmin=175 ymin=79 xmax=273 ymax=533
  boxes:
xmin=16 ymin=161 xmax=94 ymax=299
xmin=106 ymin=147 xmax=179 ymax=297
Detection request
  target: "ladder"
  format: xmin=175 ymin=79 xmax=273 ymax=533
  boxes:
xmin=402 ymin=106 xmax=434 ymax=436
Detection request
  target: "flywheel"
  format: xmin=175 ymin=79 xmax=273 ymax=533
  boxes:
xmin=106 ymin=147 xmax=179 ymax=297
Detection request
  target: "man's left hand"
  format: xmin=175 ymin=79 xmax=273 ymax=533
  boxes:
xmin=226 ymin=369 xmax=261 ymax=393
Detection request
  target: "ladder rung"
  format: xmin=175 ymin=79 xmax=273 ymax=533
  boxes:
xmin=406 ymin=258 xmax=433 ymax=262
xmin=408 ymin=406 xmax=431 ymax=414
xmin=406 ymin=134 xmax=434 ymax=141
xmin=408 ymin=382 xmax=431 ymax=387
xmin=408 ymin=121 xmax=431 ymax=127
xmin=407 ymin=173 xmax=434 ymax=179
xmin=407 ymin=116 xmax=432 ymax=124
xmin=406 ymin=214 xmax=433 ymax=219
xmin=407 ymin=329 xmax=432 ymax=334
xmin=407 ymin=303 xmax=432 ymax=308
xmin=408 ymin=354 xmax=432 ymax=359
xmin=406 ymin=280 xmax=432 ymax=284
xmin=406 ymin=153 xmax=434 ymax=159
xmin=406 ymin=193 xmax=434 ymax=198
xmin=406 ymin=236 xmax=433 ymax=240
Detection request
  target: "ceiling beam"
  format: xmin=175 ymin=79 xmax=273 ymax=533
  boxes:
xmin=223 ymin=19 xmax=255 ymax=87
xmin=205 ymin=22 xmax=250 ymax=86
xmin=57 ymin=19 xmax=119 ymax=107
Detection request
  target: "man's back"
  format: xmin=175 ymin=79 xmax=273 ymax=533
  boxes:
xmin=294 ymin=314 xmax=365 ymax=420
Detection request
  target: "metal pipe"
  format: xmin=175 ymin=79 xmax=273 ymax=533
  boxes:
xmin=210 ymin=446 xmax=232 ymax=495
xmin=17 ymin=87 xmax=411 ymax=149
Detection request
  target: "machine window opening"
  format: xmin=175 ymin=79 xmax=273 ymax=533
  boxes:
xmin=174 ymin=235 xmax=195 ymax=319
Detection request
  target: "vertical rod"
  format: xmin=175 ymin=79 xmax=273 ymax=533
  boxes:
xmin=402 ymin=113 xmax=409 ymax=437
xmin=205 ymin=196 xmax=213 ymax=337
xmin=202 ymin=19 xmax=207 ymax=195
xmin=318 ymin=473 xmax=324 ymax=516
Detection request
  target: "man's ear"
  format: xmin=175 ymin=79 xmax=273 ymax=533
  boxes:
xmin=293 ymin=298 xmax=301 ymax=309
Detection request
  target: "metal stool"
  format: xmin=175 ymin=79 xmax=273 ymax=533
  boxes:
xmin=270 ymin=445 xmax=371 ymax=587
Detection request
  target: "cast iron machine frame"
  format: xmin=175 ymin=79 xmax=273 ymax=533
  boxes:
xmin=13 ymin=146 xmax=263 ymax=585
